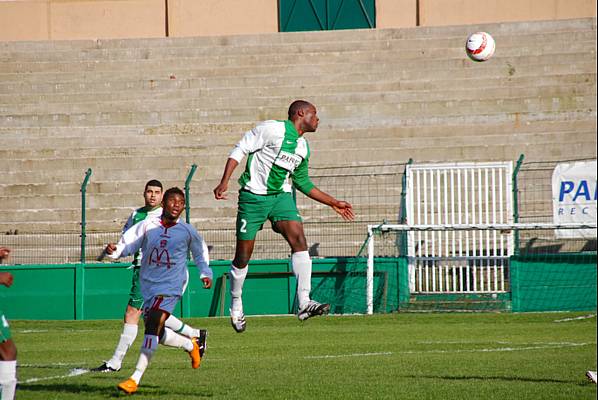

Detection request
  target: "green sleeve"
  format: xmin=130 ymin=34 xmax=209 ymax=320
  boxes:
xmin=291 ymin=158 xmax=315 ymax=195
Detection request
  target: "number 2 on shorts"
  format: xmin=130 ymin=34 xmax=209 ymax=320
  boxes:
xmin=240 ymin=218 xmax=247 ymax=233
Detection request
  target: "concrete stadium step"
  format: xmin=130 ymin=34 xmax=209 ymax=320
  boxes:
xmin=1 ymin=126 xmax=594 ymax=176
xmin=1 ymin=35 xmax=594 ymax=74
xmin=2 ymin=82 xmax=594 ymax=115
xmin=2 ymin=129 xmax=593 ymax=177
xmin=4 ymin=166 xmax=193 ymax=185
xmin=0 ymin=91 xmax=594 ymax=127
xmin=0 ymin=115 xmax=594 ymax=152
xmin=1 ymin=26 xmax=594 ymax=63
xmin=0 ymin=57 xmax=594 ymax=96
xmin=1 ymin=67 xmax=594 ymax=99
xmin=0 ymin=50 xmax=593 ymax=89
xmin=1 ymin=116 xmax=595 ymax=185
xmin=0 ymin=122 xmax=254 ymax=138
xmin=0 ymin=153 xmax=220 ymax=171
xmin=1 ymin=17 xmax=593 ymax=55
xmin=1 ymin=72 xmax=595 ymax=106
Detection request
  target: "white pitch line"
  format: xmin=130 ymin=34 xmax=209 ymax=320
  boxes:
xmin=19 ymin=362 xmax=84 ymax=368
xmin=305 ymin=342 xmax=591 ymax=359
xmin=305 ymin=352 xmax=393 ymax=359
xmin=19 ymin=368 xmax=89 ymax=384
xmin=553 ymin=314 xmax=596 ymax=323
xmin=399 ymin=342 xmax=590 ymax=355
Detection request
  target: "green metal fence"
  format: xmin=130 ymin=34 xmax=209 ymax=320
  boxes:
xmin=1 ymin=157 xmax=595 ymax=265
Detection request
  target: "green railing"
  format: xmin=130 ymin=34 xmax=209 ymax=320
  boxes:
xmin=80 ymin=168 xmax=92 ymax=264
xmin=512 ymin=154 xmax=525 ymax=255
xmin=184 ymin=163 xmax=198 ymax=225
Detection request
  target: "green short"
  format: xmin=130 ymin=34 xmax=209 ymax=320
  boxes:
xmin=128 ymin=267 xmax=144 ymax=310
xmin=0 ymin=312 xmax=11 ymax=343
xmin=236 ymin=190 xmax=302 ymax=241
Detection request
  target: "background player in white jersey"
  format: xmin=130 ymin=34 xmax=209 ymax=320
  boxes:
xmin=213 ymin=100 xmax=354 ymax=332
xmin=0 ymin=247 xmax=17 ymax=400
xmin=104 ymin=187 xmax=213 ymax=394
xmin=93 ymin=180 xmax=203 ymax=373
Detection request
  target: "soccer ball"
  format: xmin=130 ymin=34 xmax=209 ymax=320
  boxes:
xmin=465 ymin=32 xmax=495 ymax=62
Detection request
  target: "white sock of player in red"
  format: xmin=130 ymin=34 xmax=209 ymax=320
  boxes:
xmin=107 ymin=323 xmax=137 ymax=370
xmin=0 ymin=360 xmax=17 ymax=400
xmin=159 ymin=327 xmax=193 ymax=352
xmin=130 ymin=334 xmax=158 ymax=384
xmin=292 ymin=251 xmax=312 ymax=309
xmin=165 ymin=315 xmax=199 ymax=338
xmin=229 ymin=264 xmax=248 ymax=314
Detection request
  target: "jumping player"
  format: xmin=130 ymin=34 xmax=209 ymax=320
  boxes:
xmin=105 ymin=187 xmax=212 ymax=394
xmin=213 ymin=100 xmax=354 ymax=332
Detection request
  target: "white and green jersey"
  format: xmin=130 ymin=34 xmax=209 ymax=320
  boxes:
xmin=229 ymin=120 xmax=315 ymax=195
xmin=123 ymin=206 xmax=162 ymax=266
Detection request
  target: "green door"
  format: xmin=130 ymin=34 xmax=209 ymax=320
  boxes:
xmin=279 ymin=0 xmax=375 ymax=32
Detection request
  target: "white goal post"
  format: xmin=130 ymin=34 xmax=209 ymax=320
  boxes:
xmin=365 ymin=222 xmax=597 ymax=315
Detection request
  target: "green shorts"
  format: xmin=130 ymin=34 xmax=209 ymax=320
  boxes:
xmin=0 ymin=312 xmax=11 ymax=343
xmin=236 ymin=190 xmax=302 ymax=240
xmin=128 ymin=267 xmax=144 ymax=310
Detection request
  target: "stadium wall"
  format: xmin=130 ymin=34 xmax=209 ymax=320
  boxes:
xmin=1 ymin=258 xmax=405 ymax=320
xmin=0 ymin=0 xmax=595 ymax=41
xmin=2 ymin=256 xmax=594 ymax=320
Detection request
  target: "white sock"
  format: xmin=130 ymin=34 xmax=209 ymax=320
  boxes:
xmin=165 ymin=315 xmax=199 ymax=338
xmin=292 ymin=251 xmax=312 ymax=309
xmin=107 ymin=323 xmax=138 ymax=370
xmin=130 ymin=334 xmax=158 ymax=384
xmin=229 ymin=264 xmax=248 ymax=313
xmin=159 ymin=327 xmax=194 ymax=352
xmin=0 ymin=360 xmax=17 ymax=400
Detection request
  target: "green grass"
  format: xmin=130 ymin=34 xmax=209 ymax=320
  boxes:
xmin=11 ymin=312 xmax=597 ymax=399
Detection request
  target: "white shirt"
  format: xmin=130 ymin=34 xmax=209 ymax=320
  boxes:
xmin=122 ymin=206 xmax=163 ymax=267
xmin=229 ymin=120 xmax=314 ymax=195
xmin=109 ymin=217 xmax=212 ymax=299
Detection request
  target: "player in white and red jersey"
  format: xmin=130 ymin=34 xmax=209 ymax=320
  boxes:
xmin=92 ymin=180 xmax=205 ymax=373
xmin=105 ymin=187 xmax=213 ymax=394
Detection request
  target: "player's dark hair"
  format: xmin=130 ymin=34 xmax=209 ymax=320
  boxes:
xmin=145 ymin=179 xmax=163 ymax=190
xmin=288 ymin=100 xmax=313 ymax=120
xmin=163 ymin=187 xmax=185 ymax=202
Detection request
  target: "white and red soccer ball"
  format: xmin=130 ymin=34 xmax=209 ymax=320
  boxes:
xmin=465 ymin=32 xmax=495 ymax=62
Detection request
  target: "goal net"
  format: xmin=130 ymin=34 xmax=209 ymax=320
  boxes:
xmin=309 ymin=223 xmax=596 ymax=314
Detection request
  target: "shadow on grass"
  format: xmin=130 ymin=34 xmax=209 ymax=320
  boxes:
xmin=17 ymin=382 xmax=214 ymax=398
xmin=406 ymin=374 xmax=592 ymax=386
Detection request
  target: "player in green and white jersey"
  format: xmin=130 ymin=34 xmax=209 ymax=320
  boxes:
xmin=214 ymin=100 xmax=355 ymax=332
xmin=0 ymin=247 xmax=17 ymax=400
xmin=93 ymin=180 xmax=203 ymax=372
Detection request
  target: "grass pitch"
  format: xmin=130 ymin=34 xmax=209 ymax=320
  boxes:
xmin=12 ymin=312 xmax=597 ymax=399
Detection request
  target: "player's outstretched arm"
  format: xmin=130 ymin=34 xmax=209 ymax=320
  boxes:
xmin=188 ymin=227 xmax=213 ymax=289
xmin=213 ymin=158 xmax=239 ymax=200
xmin=306 ymin=187 xmax=355 ymax=221
xmin=107 ymin=220 xmax=146 ymax=260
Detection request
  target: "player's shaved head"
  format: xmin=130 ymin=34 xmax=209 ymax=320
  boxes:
xmin=145 ymin=179 xmax=163 ymax=190
xmin=288 ymin=100 xmax=314 ymax=120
